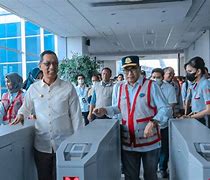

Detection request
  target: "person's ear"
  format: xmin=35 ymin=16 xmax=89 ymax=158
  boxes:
xmin=196 ymin=69 xmax=202 ymax=76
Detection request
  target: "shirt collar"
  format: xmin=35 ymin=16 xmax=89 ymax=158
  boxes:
xmin=40 ymin=77 xmax=61 ymax=87
xmin=100 ymin=80 xmax=113 ymax=87
xmin=193 ymin=76 xmax=206 ymax=90
xmin=126 ymin=77 xmax=144 ymax=87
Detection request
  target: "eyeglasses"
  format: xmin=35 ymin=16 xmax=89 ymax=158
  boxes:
xmin=123 ymin=67 xmax=139 ymax=74
xmin=41 ymin=61 xmax=58 ymax=67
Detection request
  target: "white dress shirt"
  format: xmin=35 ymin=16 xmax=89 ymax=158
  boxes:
xmin=18 ymin=77 xmax=84 ymax=153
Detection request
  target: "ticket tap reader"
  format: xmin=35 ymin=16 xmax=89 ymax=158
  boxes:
xmin=64 ymin=143 xmax=91 ymax=161
xmin=0 ymin=121 xmax=37 ymax=180
xmin=195 ymin=143 xmax=210 ymax=161
xmin=169 ymin=119 xmax=210 ymax=180
xmin=57 ymin=119 xmax=121 ymax=180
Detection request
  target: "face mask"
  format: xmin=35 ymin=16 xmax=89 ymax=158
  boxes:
xmin=78 ymin=79 xmax=84 ymax=84
xmin=92 ymin=81 xmax=96 ymax=86
xmin=155 ymin=78 xmax=162 ymax=85
xmin=186 ymin=72 xmax=197 ymax=82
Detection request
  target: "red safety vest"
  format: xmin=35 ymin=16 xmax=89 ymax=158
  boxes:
xmin=2 ymin=91 xmax=23 ymax=123
xmin=118 ymin=79 xmax=160 ymax=149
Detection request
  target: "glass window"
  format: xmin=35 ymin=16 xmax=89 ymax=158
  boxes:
xmin=6 ymin=38 xmax=21 ymax=49
xmin=44 ymin=35 xmax=55 ymax=51
xmin=140 ymin=58 xmax=178 ymax=77
xmin=0 ymin=23 xmax=21 ymax=38
xmin=0 ymin=24 xmax=6 ymax=38
xmin=0 ymin=38 xmax=22 ymax=62
xmin=26 ymin=36 xmax=40 ymax=61
xmin=6 ymin=23 xmax=21 ymax=37
xmin=44 ymin=30 xmax=52 ymax=35
xmin=25 ymin=21 xmax=40 ymax=36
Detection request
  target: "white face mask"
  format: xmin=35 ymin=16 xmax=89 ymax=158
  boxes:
xmin=92 ymin=81 xmax=96 ymax=86
xmin=78 ymin=79 xmax=84 ymax=84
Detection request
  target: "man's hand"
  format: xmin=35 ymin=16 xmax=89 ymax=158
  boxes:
xmin=144 ymin=121 xmax=155 ymax=138
xmin=179 ymin=112 xmax=196 ymax=119
xmin=179 ymin=114 xmax=190 ymax=119
xmin=93 ymin=108 xmax=107 ymax=117
xmin=10 ymin=114 xmax=24 ymax=125
xmin=87 ymin=113 xmax=94 ymax=122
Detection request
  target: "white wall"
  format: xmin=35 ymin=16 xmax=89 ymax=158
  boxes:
xmin=98 ymin=60 xmax=116 ymax=78
xmin=185 ymin=30 xmax=210 ymax=69
xmin=56 ymin=36 xmax=67 ymax=61
xmin=67 ymin=36 xmax=89 ymax=58
xmin=94 ymin=55 xmax=120 ymax=77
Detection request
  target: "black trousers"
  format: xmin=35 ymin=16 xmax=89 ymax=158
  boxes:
xmin=34 ymin=148 xmax=56 ymax=180
xmin=122 ymin=149 xmax=160 ymax=180
xmin=159 ymin=127 xmax=169 ymax=171
xmin=82 ymin=111 xmax=89 ymax=125
xmin=197 ymin=118 xmax=206 ymax=126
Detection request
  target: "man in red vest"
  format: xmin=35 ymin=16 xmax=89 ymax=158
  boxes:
xmin=93 ymin=56 xmax=172 ymax=180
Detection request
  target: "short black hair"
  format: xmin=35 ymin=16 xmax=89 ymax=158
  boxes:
xmin=152 ymin=68 xmax=164 ymax=77
xmin=102 ymin=67 xmax=112 ymax=75
xmin=117 ymin=73 xmax=124 ymax=78
xmin=141 ymin=70 xmax=146 ymax=76
xmin=184 ymin=56 xmax=205 ymax=74
xmin=76 ymin=74 xmax=85 ymax=79
xmin=40 ymin=50 xmax=58 ymax=63
xmin=92 ymin=74 xmax=99 ymax=80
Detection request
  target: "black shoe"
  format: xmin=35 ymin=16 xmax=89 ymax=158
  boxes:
xmin=158 ymin=170 xmax=168 ymax=178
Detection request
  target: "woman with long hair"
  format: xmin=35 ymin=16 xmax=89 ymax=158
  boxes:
xmin=183 ymin=56 xmax=210 ymax=126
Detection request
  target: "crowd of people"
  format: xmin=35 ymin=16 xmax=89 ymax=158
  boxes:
xmin=0 ymin=50 xmax=210 ymax=180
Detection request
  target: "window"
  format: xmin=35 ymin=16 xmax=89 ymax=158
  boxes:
xmin=44 ymin=35 xmax=55 ymax=51
xmin=25 ymin=21 xmax=40 ymax=36
xmin=0 ymin=23 xmax=21 ymax=38
xmin=26 ymin=36 xmax=40 ymax=61
xmin=116 ymin=58 xmax=178 ymax=78
xmin=0 ymin=38 xmax=22 ymax=62
xmin=0 ymin=8 xmax=55 ymax=96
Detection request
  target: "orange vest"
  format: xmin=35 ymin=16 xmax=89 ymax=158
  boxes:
xmin=118 ymin=79 xmax=160 ymax=149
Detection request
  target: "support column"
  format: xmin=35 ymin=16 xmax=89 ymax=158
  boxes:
xmin=66 ymin=36 xmax=89 ymax=58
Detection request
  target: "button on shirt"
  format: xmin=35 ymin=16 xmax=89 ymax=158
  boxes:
xmin=18 ymin=78 xmax=84 ymax=153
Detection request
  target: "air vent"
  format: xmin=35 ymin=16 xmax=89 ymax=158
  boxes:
xmin=90 ymin=0 xmax=185 ymax=7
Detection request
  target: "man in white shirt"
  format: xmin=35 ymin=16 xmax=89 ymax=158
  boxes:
xmin=12 ymin=50 xmax=84 ymax=180
xmin=75 ymin=74 xmax=90 ymax=125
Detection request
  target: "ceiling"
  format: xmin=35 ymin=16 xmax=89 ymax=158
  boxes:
xmin=0 ymin=0 xmax=209 ymax=56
